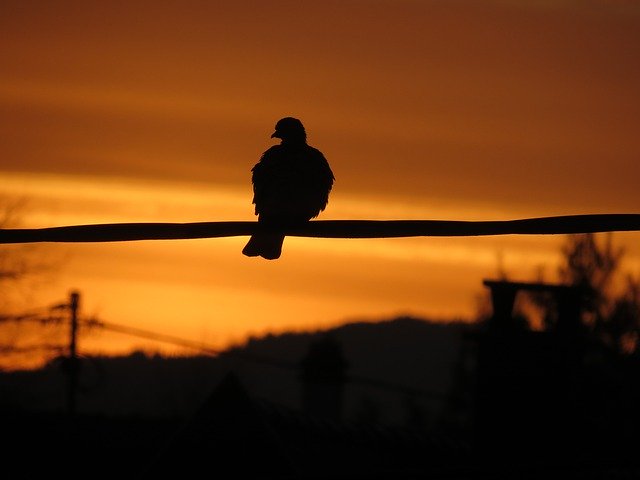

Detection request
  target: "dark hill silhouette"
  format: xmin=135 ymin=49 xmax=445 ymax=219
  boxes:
xmin=227 ymin=316 xmax=467 ymax=423
xmin=0 ymin=316 xmax=468 ymax=426
xmin=0 ymin=316 xmax=470 ymax=479
xmin=4 ymin=309 xmax=640 ymax=478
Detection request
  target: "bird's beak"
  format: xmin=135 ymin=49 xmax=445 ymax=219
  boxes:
xmin=271 ymin=131 xmax=280 ymax=139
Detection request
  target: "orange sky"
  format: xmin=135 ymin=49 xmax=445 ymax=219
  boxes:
xmin=1 ymin=0 xmax=640 ymax=367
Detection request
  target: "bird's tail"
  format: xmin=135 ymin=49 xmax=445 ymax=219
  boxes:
xmin=242 ymin=233 xmax=285 ymax=260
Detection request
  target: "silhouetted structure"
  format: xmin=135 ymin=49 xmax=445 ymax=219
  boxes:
xmin=474 ymin=279 xmax=640 ymax=471
xmin=243 ymin=117 xmax=335 ymax=259
xmin=3 ymin=298 xmax=640 ymax=477
xmin=300 ymin=335 xmax=348 ymax=421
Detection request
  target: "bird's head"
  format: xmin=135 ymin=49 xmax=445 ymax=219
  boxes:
xmin=271 ymin=117 xmax=307 ymax=144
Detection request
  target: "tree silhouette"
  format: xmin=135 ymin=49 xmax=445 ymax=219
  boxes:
xmin=534 ymin=233 xmax=639 ymax=354
xmin=0 ymin=196 xmax=63 ymax=369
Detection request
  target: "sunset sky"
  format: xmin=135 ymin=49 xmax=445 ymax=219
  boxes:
xmin=2 ymin=0 xmax=639 ymax=366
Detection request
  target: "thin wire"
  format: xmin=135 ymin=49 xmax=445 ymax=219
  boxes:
xmin=0 ymin=300 xmax=69 ymax=323
xmin=85 ymin=318 xmax=221 ymax=356
xmin=85 ymin=318 xmax=445 ymax=398
xmin=0 ymin=344 xmax=65 ymax=354
xmin=1 ymin=302 xmax=448 ymax=399
xmin=84 ymin=318 xmax=297 ymax=370
xmin=0 ymin=314 xmax=67 ymax=325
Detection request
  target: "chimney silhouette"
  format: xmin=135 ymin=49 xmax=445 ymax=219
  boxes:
xmin=475 ymin=279 xmax=587 ymax=464
xmin=300 ymin=335 xmax=348 ymax=421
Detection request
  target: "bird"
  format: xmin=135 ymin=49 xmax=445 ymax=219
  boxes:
xmin=242 ymin=117 xmax=335 ymax=259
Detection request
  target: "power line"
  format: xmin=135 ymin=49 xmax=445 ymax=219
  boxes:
xmin=0 ymin=344 xmax=65 ymax=354
xmin=85 ymin=318 xmax=445 ymax=398
xmin=0 ymin=312 xmax=42 ymax=323
xmin=1 ymin=214 xmax=640 ymax=244
xmin=84 ymin=317 xmax=298 ymax=370
xmin=1 ymin=295 xmax=446 ymax=399
xmin=85 ymin=318 xmax=222 ymax=356
xmin=0 ymin=314 xmax=67 ymax=325
xmin=0 ymin=299 xmax=72 ymax=324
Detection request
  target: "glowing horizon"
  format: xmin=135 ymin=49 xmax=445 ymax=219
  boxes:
xmin=2 ymin=0 xmax=639 ymax=369
xmin=4 ymin=170 xmax=638 ymax=370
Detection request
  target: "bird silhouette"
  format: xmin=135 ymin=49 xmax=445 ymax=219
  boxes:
xmin=242 ymin=117 xmax=335 ymax=259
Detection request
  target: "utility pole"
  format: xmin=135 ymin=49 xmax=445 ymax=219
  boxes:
xmin=67 ymin=290 xmax=80 ymax=418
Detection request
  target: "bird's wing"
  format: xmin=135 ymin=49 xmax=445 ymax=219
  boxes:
xmin=250 ymin=145 xmax=335 ymax=218
xmin=251 ymin=146 xmax=282 ymax=215
xmin=305 ymin=147 xmax=335 ymax=214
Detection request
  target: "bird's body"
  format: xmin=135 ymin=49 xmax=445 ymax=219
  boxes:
xmin=243 ymin=118 xmax=334 ymax=259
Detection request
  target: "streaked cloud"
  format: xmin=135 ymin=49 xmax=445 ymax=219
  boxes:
xmin=1 ymin=0 xmax=639 ymax=365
